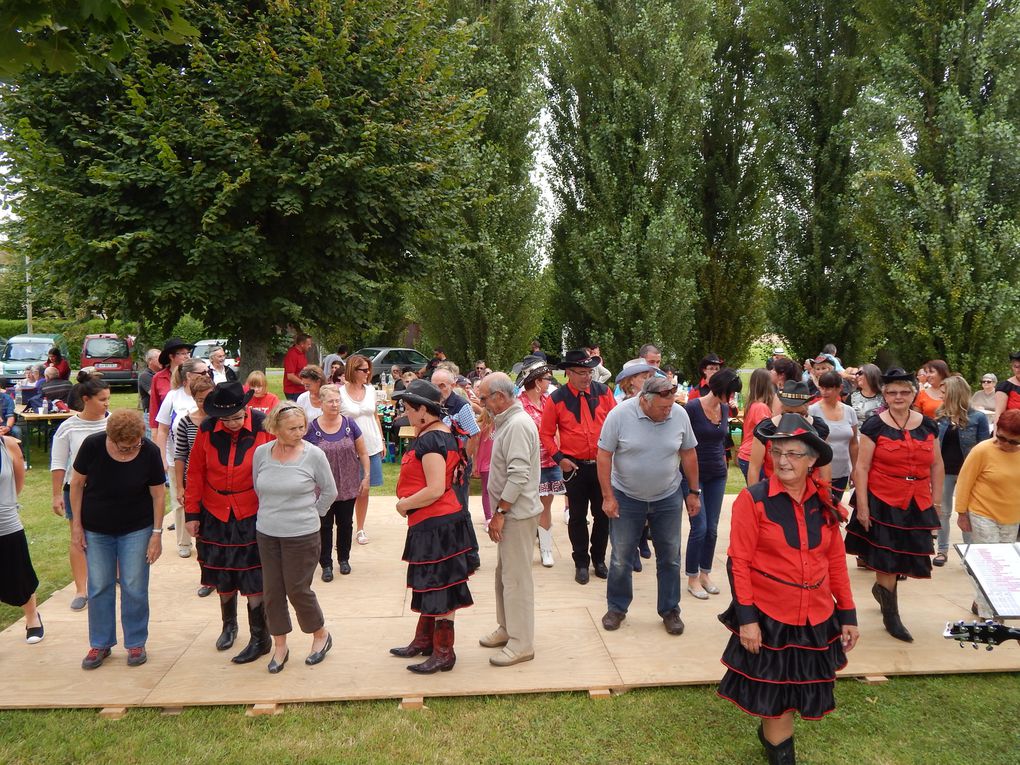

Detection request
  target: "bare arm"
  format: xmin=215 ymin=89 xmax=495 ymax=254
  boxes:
xmin=596 ymin=447 xmax=617 ymax=518
xmin=69 ymin=469 xmax=87 ymax=551
xmin=747 ymin=437 xmax=765 ymax=486
xmin=994 ymin=390 xmax=1007 ymax=422
xmin=147 ymin=483 xmax=165 ymax=564
xmin=5 ymin=436 xmax=25 ymax=493
xmin=680 ymin=447 xmax=701 ymax=517
xmin=853 ymin=436 xmax=876 ymax=530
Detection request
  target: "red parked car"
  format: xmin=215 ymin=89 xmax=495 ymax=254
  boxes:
xmin=80 ymin=333 xmax=137 ymax=387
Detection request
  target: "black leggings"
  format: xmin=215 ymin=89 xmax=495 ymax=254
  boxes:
xmin=319 ymin=498 xmax=356 ymax=567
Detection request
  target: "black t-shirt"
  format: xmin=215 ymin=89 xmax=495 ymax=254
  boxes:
xmin=941 ymin=425 xmax=964 ymax=476
xmin=73 ymin=433 xmax=165 ymax=535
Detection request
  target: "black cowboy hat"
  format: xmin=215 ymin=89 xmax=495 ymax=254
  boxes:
xmin=158 ymin=337 xmax=196 ymax=367
xmin=777 ymin=380 xmax=813 ymax=407
xmin=557 ymin=349 xmax=600 ymax=370
xmin=881 ymin=367 xmax=915 ymax=384
xmin=1009 ymin=350 xmax=1020 ymax=362
xmin=202 ymin=381 xmax=254 ymax=418
xmin=514 ymin=355 xmax=554 ymax=388
xmin=698 ymin=352 xmax=725 ymax=371
xmin=392 ymin=379 xmax=446 ymax=417
xmin=760 ymin=413 xmax=832 ymax=468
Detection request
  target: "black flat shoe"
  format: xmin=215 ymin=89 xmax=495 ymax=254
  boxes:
xmin=321 ymin=566 xmax=334 ymax=583
xmin=339 ymin=560 xmax=351 ymax=575
xmin=575 ymin=567 xmax=590 ymax=585
xmin=593 ymin=561 xmax=609 ymax=579
xmin=306 ymin=634 xmax=333 ymax=666
xmin=26 ymin=615 xmax=44 ymax=644
xmin=196 ymin=585 xmax=215 ymax=598
xmin=268 ymin=650 xmax=289 ymax=674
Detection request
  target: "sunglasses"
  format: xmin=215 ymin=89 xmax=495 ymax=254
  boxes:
xmin=651 ymin=386 xmax=678 ymax=399
xmin=997 ymin=434 xmax=1020 ymax=446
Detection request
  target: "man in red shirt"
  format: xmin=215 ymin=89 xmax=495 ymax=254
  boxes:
xmin=283 ymin=332 xmax=313 ymax=401
xmin=540 ymin=349 xmax=616 ymax=584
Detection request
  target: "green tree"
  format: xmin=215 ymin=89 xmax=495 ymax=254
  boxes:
xmin=409 ymin=0 xmax=547 ymax=371
xmin=682 ymin=0 xmax=770 ymax=378
xmin=545 ymin=0 xmax=713 ymax=370
xmin=0 ymin=0 xmax=196 ymax=77
xmin=1 ymin=0 xmax=483 ymax=375
xmin=757 ymin=0 xmax=873 ymax=364
xmin=850 ymin=0 xmax=1020 ymax=379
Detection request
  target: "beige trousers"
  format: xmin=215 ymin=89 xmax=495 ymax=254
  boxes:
xmin=495 ymin=514 xmax=540 ymax=655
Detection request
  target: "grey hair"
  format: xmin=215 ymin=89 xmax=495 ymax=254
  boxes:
xmin=640 ymin=375 xmax=675 ymax=399
xmin=486 ymin=372 xmax=516 ymax=399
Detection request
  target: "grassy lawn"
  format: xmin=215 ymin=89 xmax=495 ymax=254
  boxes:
xmin=2 ymin=383 xmax=1017 ymax=764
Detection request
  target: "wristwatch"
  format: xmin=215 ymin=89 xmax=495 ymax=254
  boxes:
xmin=689 ymin=488 xmax=702 ymax=496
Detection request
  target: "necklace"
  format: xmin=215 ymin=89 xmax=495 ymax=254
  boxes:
xmin=418 ymin=420 xmax=443 ymax=435
xmin=887 ymin=409 xmax=911 ymax=432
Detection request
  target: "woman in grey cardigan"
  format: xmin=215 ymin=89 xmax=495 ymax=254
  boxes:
xmin=253 ymin=402 xmax=338 ymax=673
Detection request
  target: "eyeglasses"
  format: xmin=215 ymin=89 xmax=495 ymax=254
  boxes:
xmin=566 ymin=368 xmax=593 ymax=376
xmin=651 ymin=386 xmax=678 ymax=399
xmin=356 ymin=367 xmax=369 ymax=373
xmin=115 ymin=441 xmax=142 ymax=453
xmin=772 ymin=449 xmax=809 ymax=461
xmin=996 ymin=434 xmax=1020 ymax=446
xmin=542 ymin=376 xmax=554 ymax=382
xmin=476 ymin=367 xmax=485 ymax=371
xmin=885 ymin=390 xmax=913 ymax=397
xmin=981 ymin=380 xmax=994 ymax=384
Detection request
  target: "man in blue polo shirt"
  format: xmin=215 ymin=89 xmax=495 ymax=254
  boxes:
xmin=597 ymin=375 xmax=701 ymax=636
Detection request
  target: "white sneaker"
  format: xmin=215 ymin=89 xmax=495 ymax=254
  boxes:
xmin=178 ymin=546 xmax=192 ymax=558
xmin=356 ymin=530 xmax=369 ymax=545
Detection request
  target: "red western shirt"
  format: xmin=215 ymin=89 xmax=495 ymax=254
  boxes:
xmin=727 ymin=475 xmax=856 ymax=627
xmin=185 ymin=410 xmax=273 ymax=523
xmin=539 ymin=381 xmax=615 ymax=463
xmin=283 ymin=345 xmax=308 ymax=395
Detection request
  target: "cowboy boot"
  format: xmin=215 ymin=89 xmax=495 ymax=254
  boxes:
xmin=215 ymin=593 xmax=238 ymax=651
xmin=231 ymin=601 xmax=273 ymax=664
xmin=872 ymin=582 xmax=913 ymax=642
xmin=407 ymin=618 xmax=456 ymax=674
xmin=389 ymin=614 xmax=435 ymax=658
xmin=537 ymin=526 xmax=555 ymax=568
xmin=764 ymin=736 xmax=796 ymax=765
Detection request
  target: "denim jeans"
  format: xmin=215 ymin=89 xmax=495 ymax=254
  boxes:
xmin=737 ymin=458 xmax=764 ymax=484
xmin=936 ymin=473 xmax=972 ymax=554
xmin=684 ymin=475 xmax=728 ymax=576
xmin=85 ymin=527 xmax=152 ymax=650
xmin=607 ymin=487 xmax=682 ymax=616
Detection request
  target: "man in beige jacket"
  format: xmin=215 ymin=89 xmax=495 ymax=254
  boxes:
xmin=478 ymin=373 xmax=542 ymax=666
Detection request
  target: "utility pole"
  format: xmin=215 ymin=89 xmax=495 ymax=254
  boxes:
xmin=24 ymin=253 xmax=33 ymax=334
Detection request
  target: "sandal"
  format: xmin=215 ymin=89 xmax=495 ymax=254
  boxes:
xmin=933 ymin=552 xmax=947 ymax=567
xmin=356 ymin=530 xmax=369 ymax=545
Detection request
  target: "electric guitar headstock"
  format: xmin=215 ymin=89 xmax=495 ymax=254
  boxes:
xmin=944 ymin=620 xmax=1020 ymax=650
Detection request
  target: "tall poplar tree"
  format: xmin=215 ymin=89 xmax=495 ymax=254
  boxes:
xmin=757 ymin=0 xmax=872 ymax=363
xmin=545 ymin=0 xmax=713 ymax=369
xmin=851 ymin=0 xmax=1020 ymax=378
xmin=409 ymin=0 xmax=547 ymax=370
xmin=683 ymin=0 xmax=770 ymax=378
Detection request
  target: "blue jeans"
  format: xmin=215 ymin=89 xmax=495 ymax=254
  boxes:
xmin=684 ymin=475 xmax=727 ymax=576
xmin=737 ymin=458 xmax=764 ymax=484
xmin=85 ymin=527 xmax=152 ymax=650
xmin=607 ymin=487 xmax=683 ymax=616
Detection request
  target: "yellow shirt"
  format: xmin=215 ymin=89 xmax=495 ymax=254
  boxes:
xmin=954 ymin=439 xmax=1020 ymax=525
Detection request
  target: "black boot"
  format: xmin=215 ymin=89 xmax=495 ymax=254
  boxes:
xmin=215 ymin=594 xmax=238 ymax=651
xmin=763 ymin=735 xmax=796 ymax=765
xmin=872 ymin=582 xmax=913 ymax=642
xmin=231 ymin=601 xmax=272 ymax=664
xmin=389 ymin=614 xmax=435 ymax=658
xmin=407 ymin=618 xmax=456 ymax=673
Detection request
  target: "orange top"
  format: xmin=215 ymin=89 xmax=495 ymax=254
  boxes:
xmin=913 ymin=388 xmax=941 ymax=419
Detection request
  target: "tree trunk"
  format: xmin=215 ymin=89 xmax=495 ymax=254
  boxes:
xmin=238 ymin=324 xmax=271 ymax=381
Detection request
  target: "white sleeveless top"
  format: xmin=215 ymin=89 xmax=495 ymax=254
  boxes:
xmin=339 ymin=384 xmax=383 ymax=455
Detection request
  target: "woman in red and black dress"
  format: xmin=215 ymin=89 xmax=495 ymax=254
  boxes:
xmin=185 ymin=382 xmax=274 ymax=664
xmin=719 ymin=415 xmax=858 ymax=765
xmin=388 ymin=379 xmax=474 ymax=674
xmin=687 ymin=353 xmax=723 ymax=400
xmin=845 ymin=368 xmax=944 ymax=643
xmin=993 ymin=350 xmax=1020 ymax=422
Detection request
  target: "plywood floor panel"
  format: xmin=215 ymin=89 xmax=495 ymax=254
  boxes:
xmin=2 ymin=495 xmax=1016 ymax=710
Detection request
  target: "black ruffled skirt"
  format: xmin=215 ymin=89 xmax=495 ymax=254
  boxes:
xmin=844 ymin=492 xmax=938 ymax=578
xmin=196 ymin=506 xmax=263 ymax=596
xmin=717 ymin=602 xmax=848 ymax=721
xmin=402 ymin=512 xmax=474 ymax=615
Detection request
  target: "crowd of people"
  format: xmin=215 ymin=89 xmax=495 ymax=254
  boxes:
xmin=3 ymin=335 xmax=1019 ymax=764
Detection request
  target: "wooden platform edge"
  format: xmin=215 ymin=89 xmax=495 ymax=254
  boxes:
xmin=857 ymin=675 xmax=889 ymax=685
xmin=98 ymin=707 xmax=128 ymax=720
xmin=246 ymin=703 xmax=284 ymax=717
xmin=399 ymin=696 xmax=425 ymax=710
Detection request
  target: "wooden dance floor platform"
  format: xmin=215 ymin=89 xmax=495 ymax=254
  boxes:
xmin=2 ymin=496 xmax=1017 ymax=711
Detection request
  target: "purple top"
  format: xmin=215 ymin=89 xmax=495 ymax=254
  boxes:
xmin=304 ymin=416 xmax=363 ymax=501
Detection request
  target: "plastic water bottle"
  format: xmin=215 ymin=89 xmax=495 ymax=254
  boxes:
xmin=40 ymin=396 xmax=49 ymax=414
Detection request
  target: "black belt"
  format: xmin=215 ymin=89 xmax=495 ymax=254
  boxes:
xmin=752 ymin=568 xmax=825 ymax=590
xmin=563 ymin=456 xmax=596 ymax=465
xmin=215 ymin=488 xmax=246 ymax=496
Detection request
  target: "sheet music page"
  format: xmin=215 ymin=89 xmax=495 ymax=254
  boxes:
xmin=956 ymin=543 xmax=1020 ymax=618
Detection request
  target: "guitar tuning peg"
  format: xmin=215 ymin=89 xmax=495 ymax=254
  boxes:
xmin=986 ymin=645 xmax=994 ymax=652
xmin=972 ymin=643 xmax=979 ymax=650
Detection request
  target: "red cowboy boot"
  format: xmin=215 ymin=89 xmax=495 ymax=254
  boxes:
xmin=407 ymin=618 xmax=456 ymax=673
xmin=389 ymin=614 xmax=435 ymax=658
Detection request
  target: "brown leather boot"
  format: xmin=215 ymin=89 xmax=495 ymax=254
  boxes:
xmin=407 ymin=618 xmax=456 ymax=673
xmin=389 ymin=614 xmax=435 ymax=658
